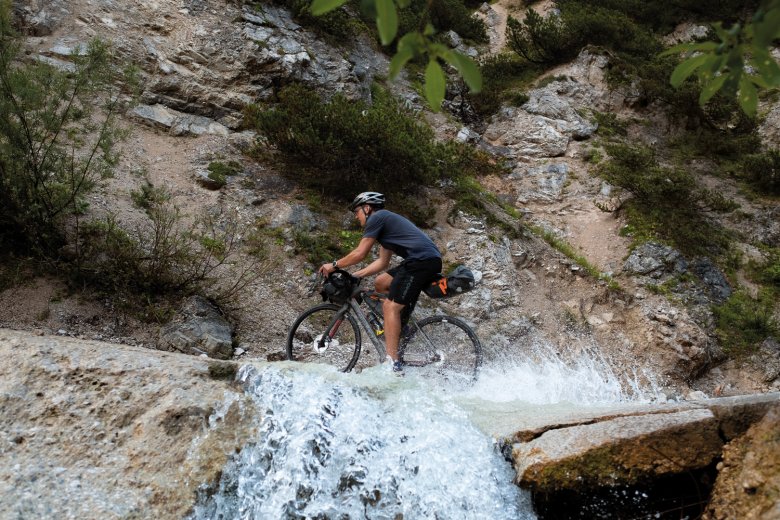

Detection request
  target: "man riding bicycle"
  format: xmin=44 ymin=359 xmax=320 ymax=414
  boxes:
xmin=319 ymin=192 xmax=442 ymax=374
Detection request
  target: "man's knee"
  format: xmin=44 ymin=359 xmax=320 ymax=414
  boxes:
xmin=383 ymin=298 xmax=404 ymax=316
xmin=375 ymin=273 xmax=392 ymax=293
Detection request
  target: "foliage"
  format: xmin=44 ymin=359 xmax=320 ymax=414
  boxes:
xmin=131 ymin=181 xmax=171 ymax=211
xmin=729 ymin=150 xmax=780 ymax=195
xmin=749 ymin=247 xmax=780 ymax=287
xmin=562 ymin=0 xmax=759 ymax=33
xmin=310 ymin=0 xmax=482 ymax=110
xmin=506 ymin=3 xmax=660 ymax=66
xmin=596 ymin=143 xmax=732 ymax=255
xmin=72 ymin=202 xmax=257 ymax=306
xmin=713 ymin=289 xmax=778 ymax=355
xmin=506 ymin=9 xmax=578 ymax=65
xmin=0 ymin=3 xmax=135 ymax=255
xmin=292 ymin=227 xmax=363 ymax=265
xmin=397 ymin=0 xmax=487 ymax=45
xmin=661 ymin=0 xmax=780 ymax=116
xmin=268 ymin=0 xmax=363 ymax=41
xmin=467 ymin=53 xmax=541 ymax=117
xmin=245 ymin=84 xmax=500 ymax=212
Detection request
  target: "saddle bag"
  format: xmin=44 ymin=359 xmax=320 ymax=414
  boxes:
xmin=423 ymin=265 xmax=477 ymax=299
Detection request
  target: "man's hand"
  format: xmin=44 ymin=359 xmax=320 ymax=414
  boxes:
xmin=318 ymin=262 xmax=336 ymax=276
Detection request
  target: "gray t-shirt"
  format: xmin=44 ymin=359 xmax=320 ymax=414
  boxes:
xmin=363 ymin=210 xmax=441 ymax=262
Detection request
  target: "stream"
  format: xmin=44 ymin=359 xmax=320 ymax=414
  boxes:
xmin=190 ymin=341 xmax=661 ymax=519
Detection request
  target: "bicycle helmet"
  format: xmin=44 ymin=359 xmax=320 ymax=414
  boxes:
xmin=348 ymin=192 xmax=385 ymax=211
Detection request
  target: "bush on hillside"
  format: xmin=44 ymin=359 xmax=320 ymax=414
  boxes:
xmin=713 ymin=290 xmax=779 ymax=355
xmin=398 ymin=0 xmax=487 ymax=45
xmin=597 ymin=143 xmax=731 ymax=255
xmin=245 ymin=84 xmax=501 ymax=219
xmin=0 ymin=4 xmax=133 ymax=255
xmin=558 ymin=0 xmax=760 ymax=33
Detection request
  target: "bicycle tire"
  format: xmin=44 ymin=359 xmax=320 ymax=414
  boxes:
xmin=399 ymin=315 xmax=481 ymax=383
xmin=286 ymin=304 xmax=362 ymax=372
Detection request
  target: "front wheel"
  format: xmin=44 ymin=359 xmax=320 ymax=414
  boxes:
xmin=286 ymin=304 xmax=362 ymax=372
xmin=399 ymin=315 xmax=481 ymax=384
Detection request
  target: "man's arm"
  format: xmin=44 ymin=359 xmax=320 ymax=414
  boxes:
xmin=353 ymin=246 xmax=392 ymax=279
xmin=319 ymin=237 xmax=376 ymax=275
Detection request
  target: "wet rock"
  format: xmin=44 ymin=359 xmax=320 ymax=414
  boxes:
xmin=512 ymin=408 xmax=722 ymax=491
xmin=705 ymin=404 xmax=780 ymax=520
xmin=158 ymin=296 xmax=234 ymax=359
xmin=0 ymin=329 xmax=255 ymax=519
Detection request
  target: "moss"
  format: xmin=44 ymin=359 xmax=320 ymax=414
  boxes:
xmin=713 ymin=290 xmax=779 ymax=356
xmin=208 ymin=361 xmax=238 ymax=381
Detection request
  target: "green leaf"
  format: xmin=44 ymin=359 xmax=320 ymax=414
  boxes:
xmin=753 ymin=8 xmax=780 ymax=46
xmin=659 ymin=41 xmax=718 ymax=57
xmin=424 ymin=59 xmax=445 ymax=111
xmin=446 ymin=51 xmax=482 ymax=93
xmin=699 ymin=74 xmax=727 ymax=105
xmin=397 ymin=31 xmax=422 ymax=54
xmin=376 ymin=0 xmax=398 ymax=45
xmin=310 ymin=0 xmax=348 ymax=16
xmin=670 ymin=54 xmax=709 ymax=87
xmin=738 ymin=74 xmax=758 ymax=117
xmin=389 ymin=47 xmax=414 ymax=79
xmin=396 ymin=0 xmax=411 ymax=7
xmin=751 ymin=48 xmax=780 ymax=86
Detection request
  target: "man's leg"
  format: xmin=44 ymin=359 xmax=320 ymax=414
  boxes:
xmin=382 ymin=298 xmax=405 ymax=362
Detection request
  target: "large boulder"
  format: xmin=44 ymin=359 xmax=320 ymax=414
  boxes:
xmin=705 ymin=404 xmax=780 ymax=520
xmin=0 ymin=329 xmax=255 ymax=519
xmin=159 ymin=296 xmax=234 ymax=359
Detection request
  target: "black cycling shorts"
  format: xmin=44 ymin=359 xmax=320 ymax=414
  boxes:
xmin=387 ymin=257 xmax=442 ymax=307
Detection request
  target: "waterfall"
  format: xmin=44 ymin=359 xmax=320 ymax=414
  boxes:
xmin=190 ymin=338 xmax=662 ymax=519
xmin=191 ymin=364 xmax=534 ymax=519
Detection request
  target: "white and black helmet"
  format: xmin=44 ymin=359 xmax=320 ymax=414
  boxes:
xmin=348 ymin=191 xmax=385 ymax=211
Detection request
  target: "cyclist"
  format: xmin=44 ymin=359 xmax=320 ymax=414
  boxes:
xmin=318 ymin=192 xmax=442 ymax=374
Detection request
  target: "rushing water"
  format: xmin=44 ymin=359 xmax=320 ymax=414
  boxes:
xmin=191 ymin=339 xmax=662 ymax=520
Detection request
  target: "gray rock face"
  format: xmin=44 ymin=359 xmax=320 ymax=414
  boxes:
xmin=513 ymin=408 xmax=722 ymax=489
xmin=690 ymin=257 xmax=731 ymax=302
xmin=159 ymin=296 xmax=234 ymax=359
xmin=512 ymin=163 xmax=570 ymax=201
xmin=0 ymin=329 xmax=254 ymax=519
xmin=483 ymin=108 xmax=571 ymax=158
xmin=623 ymin=242 xmax=687 ymax=278
xmin=507 ymin=393 xmax=780 ymax=493
xmin=522 ymin=82 xmax=598 ymax=140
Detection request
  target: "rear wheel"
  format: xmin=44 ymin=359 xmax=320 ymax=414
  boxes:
xmin=399 ymin=315 xmax=481 ymax=384
xmin=286 ymin=304 xmax=362 ymax=372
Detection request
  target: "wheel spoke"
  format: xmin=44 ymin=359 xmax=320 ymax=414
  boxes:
xmin=287 ymin=304 xmax=361 ymax=372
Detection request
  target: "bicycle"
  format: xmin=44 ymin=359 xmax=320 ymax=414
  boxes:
xmin=286 ymin=269 xmax=482 ymax=382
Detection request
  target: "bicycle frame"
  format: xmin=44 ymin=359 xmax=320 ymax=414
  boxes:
xmin=319 ymin=290 xmax=438 ymax=367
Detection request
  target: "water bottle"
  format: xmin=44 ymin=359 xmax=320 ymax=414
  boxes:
xmin=366 ymin=311 xmax=384 ymax=336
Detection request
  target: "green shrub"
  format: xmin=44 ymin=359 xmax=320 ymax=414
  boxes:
xmin=208 ymin=160 xmax=242 ymax=177
xmin=713 ymin=290 xmax=778 ymax=355
xmin=730 ymin=150 xmax=780 ymax=195
xmin=131 ymin=181 xmax=171 ymax=211
xmin=398 ymin=0 xmax=487 ymax=44
xmin=506 ymin=9 xmax=578 ymax=65
xmin=73 ymin=204 xmax=255 ymax=305
xmin=597 ymin=143 xmax=731 ymax=255
xmin=0 ymin=3 xmax=133 ymax=255
xmin=267 ymin=0 xmax=363 ymax=41
xmin=559 ymin=0 xmax=760 ymax=33
xmin=467 ymin=53 xmax=542 ymax=117
xmin=245 ymin=84 xmax=500 ymax=213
